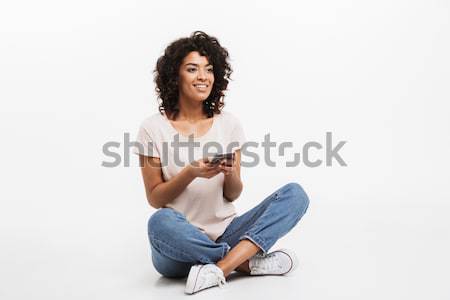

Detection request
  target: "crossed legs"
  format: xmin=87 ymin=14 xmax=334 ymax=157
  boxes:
xmin=148 ymin=182 xmax=310 ymax=278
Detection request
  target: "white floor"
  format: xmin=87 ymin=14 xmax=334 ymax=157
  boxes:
xmin=2 ymin=201 xmax=449 ymax=300
xmin=2 ymin=0 xmax=450 ymax=298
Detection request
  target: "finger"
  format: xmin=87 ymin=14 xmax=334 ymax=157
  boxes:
xmin=205 ymin=168 xmax=221 ymax=176
xmin=220 ymin=165 xmax=233 ymax=172
xmin=206 ymin=160 xmax=221 ymax=169
xmin=205 ymin=170 xmax=221 ymax=178
xmin=218 ymin=165 xmax=231 ymax=174
xmin=221 ymin=160 xmax=234 ymax=168
xmin=210 ymin=163 xmax=223 ymax=170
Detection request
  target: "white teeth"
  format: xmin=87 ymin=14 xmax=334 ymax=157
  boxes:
xmin=194 ymin=84 xmax=207 ymax=87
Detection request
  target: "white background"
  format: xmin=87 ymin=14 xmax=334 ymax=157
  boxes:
xmin=1 ymin=0 xmax=449 ymax=299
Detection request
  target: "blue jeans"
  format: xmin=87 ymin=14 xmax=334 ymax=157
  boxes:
xmin=147 ymin=182 xmax=310 ymax=278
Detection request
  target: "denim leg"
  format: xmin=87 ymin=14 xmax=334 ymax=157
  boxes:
xmin=147 ymin=208 xmax=231 ymax=277
xmin=216 ymin=182 xmax=309 ymax=254
xmin=150 ymin=244 xmax=192 ymax=278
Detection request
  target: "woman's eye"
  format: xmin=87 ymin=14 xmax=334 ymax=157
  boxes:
xmin=207 ymin=68 xmax=214 ymax=73
xmin=187 ymin=68 xmax=196 ymax=72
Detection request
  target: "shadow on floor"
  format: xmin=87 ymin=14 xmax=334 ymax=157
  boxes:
xmin=152 ymin=270 xmax=254 ymax=288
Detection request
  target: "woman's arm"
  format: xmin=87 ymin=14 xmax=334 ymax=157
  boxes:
xmin=222 ymin=150 xmax=243 ymax=202
xmin=139 ymin=155 xmax=195 ymax=209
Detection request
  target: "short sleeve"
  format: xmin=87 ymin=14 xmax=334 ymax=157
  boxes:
xmin=134 ymin=124 xmax=160 ymax=158
xmin=229 ymin=116 xmax=247 ymax=152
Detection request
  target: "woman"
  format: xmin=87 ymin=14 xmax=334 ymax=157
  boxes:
xmin=135 ymin=31 xmax=309 ymax=294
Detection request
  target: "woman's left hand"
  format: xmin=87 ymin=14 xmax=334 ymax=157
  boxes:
xmin=219 ymin=158 xmax=236 ymax=176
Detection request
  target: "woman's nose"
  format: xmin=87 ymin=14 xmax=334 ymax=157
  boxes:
xmin=197 ymin=69 xmax=207 ymax=80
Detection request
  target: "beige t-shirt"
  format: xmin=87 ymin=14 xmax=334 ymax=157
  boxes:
xmin=135 ymin=110 xmax=246 ymax=241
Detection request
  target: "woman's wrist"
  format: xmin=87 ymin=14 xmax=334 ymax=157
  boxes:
xmin=223 ymin=169 xmax=242 ymax=199
xmin=185 ymin=163 xmax=198 ymax=180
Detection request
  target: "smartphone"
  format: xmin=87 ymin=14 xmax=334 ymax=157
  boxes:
xmin=209 ymin=152 xmax=235 ymax=166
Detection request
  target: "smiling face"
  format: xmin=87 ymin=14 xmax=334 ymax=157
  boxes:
xmin=178 ymin=51 xmax=214 ymax=104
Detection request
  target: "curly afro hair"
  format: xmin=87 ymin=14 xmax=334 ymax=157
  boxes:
xmin=154 ymin=31 xmax=232 ymax=120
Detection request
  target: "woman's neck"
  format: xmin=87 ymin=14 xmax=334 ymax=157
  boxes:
xmin=174 ymin=97 xmax=208 ymax=122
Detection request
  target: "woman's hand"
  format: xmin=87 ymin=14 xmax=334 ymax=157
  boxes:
xmin=187 ymin=157 xmax=223 ymax=179
xmin=217 ymin=154 xmax=237 ymax=176
xmin=221 ymin=150 xmax=243 ymax=201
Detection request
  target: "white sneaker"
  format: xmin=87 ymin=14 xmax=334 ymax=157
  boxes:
xmin=185 ymin=264 xmax=227 ymax=295
xmin=249 ymin=248 xmax=298 ymax=275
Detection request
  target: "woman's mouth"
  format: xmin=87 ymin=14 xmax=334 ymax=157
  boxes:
xmin=193 ymin=84 xmax=208 ymax=91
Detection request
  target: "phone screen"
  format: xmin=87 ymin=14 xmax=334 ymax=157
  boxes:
xmin=209 ymin=152 xmax=235 ymax=166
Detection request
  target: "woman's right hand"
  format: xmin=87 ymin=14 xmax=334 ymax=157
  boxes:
xmin=187 ymin=157 xmax=222 ymax=179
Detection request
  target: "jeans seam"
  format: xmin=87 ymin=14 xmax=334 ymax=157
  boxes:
xmin=151 ymin=236 xmax=230 ymax=264
xmin=240 ymin=234 xmax=267 ymax=254
xmin=221 ymin=243 xmax=231 ymax=259
xmin=150 ymin=236 xmax=196 ymax=262
xmin=293 ymin=194 xmax=310 ymax=223
xmin=220 ymin=193 xmax=278 ymax=240
xmin=221 ymin=215 xmax=256 ymax=240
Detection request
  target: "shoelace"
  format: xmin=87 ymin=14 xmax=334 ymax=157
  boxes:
xmin=200 ymin=267 xmax=227 ymax=289
xmin=252 ymin=252 xmax=283 ymax=273
xmin=217 ymin=274 xmax=227 ymax=288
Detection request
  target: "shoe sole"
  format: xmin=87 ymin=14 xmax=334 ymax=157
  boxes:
xmin=277 ymin=248 xmax=298 ymax=275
